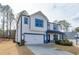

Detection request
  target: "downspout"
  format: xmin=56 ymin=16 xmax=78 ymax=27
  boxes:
xmin=45 ymin=20 xmax=49 ymax=43
xmin=21 ymin=15 xmax=30 ymax=45
xmin=19 ymin=15 xmax=22 ymax=46
xmin=16 ymin=16 xmax=20 ymax=43
xmin=15 ymin=18 xmax=18 ymax=43
xmin=28 ymin=15 xmax=31 ymax=29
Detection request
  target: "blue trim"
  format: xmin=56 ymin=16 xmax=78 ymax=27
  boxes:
xmin=17 ymin=15 xmax=30 ymax=24
xmin=29 ymin=16 xmax=31 ymax=29
xmin=16 ymin=27 xmax=18 ymax=42
xmin=43 ymin=34 xmax=46 ymax=43
xmin=24 ymin=17 xmax=28 ymax=24
xmin=35 ymin=18 xmax=43 ymax=27
xmin=46 ymin=30 xmax=64 ymax=34
xmin=23 ymin=33 xmax=45 ymax=43
xmin=21 ymin=16 xmax=22 ymax=44
xmin=47 ymin=21 xmax=49 ymax=30
xmin=23 ymin=34 xmax=25 ymax=42
xmin=46 ymin=33 xmax=48 ymax=43
xmin=53 ymin=24 xmax=58 ymax=31
xmin=23 ymin=33 xmax=44 ymax=35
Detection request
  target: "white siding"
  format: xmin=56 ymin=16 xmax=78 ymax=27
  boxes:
xmin=21 ymin=16 xmax=46 ymax=34
xmin=30 ymin=13 xmax=47 ymax=32
xmin=16 ymin=11 xmax=63 ymax=44
xmin=22 ymin=16 xmax=30 ymax=33
xmin=48 ymin=23 xmax=53 ymax=30
xmin=15 ymin=17 xmax=21 ymax=42
xmin=59 ymin=25 xmax=66 ymax=32
xmin=20 ymin=14 xmax=47 ymax=44
xmin=58 ymin=34 xmax=60 ymax=40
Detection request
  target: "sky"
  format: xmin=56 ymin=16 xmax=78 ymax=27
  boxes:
xmin=0 ymin=0 xmax=79 ymax=30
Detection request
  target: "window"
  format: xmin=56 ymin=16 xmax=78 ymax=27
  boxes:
xmin=48 ymin=23 xmax=50 ymax=30
xmin=35 ymin=18 xmax=43 ymax=27
xmin=53 ymin=27 xmax=56 ymax=30
xmin=24 ymin=17 xmax=28 ymax=24
xmin=53 ymin=24 xmax=58 ymax=31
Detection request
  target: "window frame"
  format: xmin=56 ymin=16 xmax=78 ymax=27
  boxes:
xmin=24 ymin=17 xmax=28 ymax=24
xmin=35 ymin=18 xmax=43 ymax=27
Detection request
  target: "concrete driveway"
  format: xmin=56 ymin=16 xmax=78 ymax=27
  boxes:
xmin=26 ymin=44 xmax=73 ymax=55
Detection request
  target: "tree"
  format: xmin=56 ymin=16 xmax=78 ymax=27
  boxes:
xmin=75 ymin=27 xmax=79 ymax=32
xmin=0 ymin=4 xmax=6 ymax=37
xmin=53 ymin=20 xmax=58 ymax=23
xmin=58 ymin=20 xmax=70 ymax=32
xmin=4 ymin=5 xmax=15 ymax=39
xmin=0 ymin=4 xmax=15 ymax=39
xmin=8 ymin=12 xmax=15 ymax=39
xmin=4 ymin=5 xmax=11 ymax=38
xmin=1 ymin=5 xmax=12 ymax=38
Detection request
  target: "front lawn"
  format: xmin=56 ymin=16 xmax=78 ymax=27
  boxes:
xmin=0 ymin=40 xmax=33 ymax=55
xmin=53 ymin=44 xmax=79 ymax=55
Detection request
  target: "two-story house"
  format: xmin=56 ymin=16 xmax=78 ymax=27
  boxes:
xmin=15 ymin=11 xmax=64 ymax=45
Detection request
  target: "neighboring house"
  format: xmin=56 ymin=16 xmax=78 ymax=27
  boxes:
xmin=15 ymin=11 xmax=64 ymax=45
xmin=64 ymin=32 xmax=77 ymax=39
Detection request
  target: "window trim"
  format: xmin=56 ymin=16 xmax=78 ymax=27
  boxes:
xmin=24 ymin=17 xmax=28 ymax=24
xmin=35 ymin=18 xmax=43 ymax=27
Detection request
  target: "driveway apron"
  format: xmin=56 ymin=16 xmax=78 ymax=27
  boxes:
xmin=26 ymin=44 xmax=73 ymax=55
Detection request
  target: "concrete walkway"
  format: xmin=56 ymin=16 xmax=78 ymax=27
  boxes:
xmin=27 ymin=44 xmax=73 ymax=55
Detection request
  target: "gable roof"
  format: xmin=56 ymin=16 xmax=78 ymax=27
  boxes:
xmin=17 ymin=11 xmax=49 ymax=24
xmin=30 ymin=11 xmax=49 ymax=21
xmin=18 ymin=10 xmax=29 ymax=16
xmin=17 ymin=10 xmax=30 ymax=24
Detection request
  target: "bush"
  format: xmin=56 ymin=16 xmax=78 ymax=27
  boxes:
xmin=55 ymin=39 xmax=73 ymax=46
xmin=55 ymin=39 xmax=61 ymax=44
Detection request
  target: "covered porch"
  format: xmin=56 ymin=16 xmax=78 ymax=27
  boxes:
xmin=45 ymin=30 xmax=64 ymax=43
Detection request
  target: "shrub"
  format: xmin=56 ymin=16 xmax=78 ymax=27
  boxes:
xmin=55 ymin=39 xmax=73 ymax=46
xmin=55 ymin=39 xmax=61 ymax=44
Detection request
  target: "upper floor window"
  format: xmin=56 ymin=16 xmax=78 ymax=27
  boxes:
xmin=47 ymin=23 xmax=50 ymax=30
xmin=53 ymin=24 xmax=58 ymax=31
xmin=35 ymin=18 xmax=43 ymax=27
xmin=24 ymin=17 xmax=28 ymax=24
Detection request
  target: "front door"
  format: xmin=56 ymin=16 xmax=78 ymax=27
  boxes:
xmin=48 ymin=34 xmax=50 ymax=42
xmin=53 ymin=34 xmax=58 ymax=41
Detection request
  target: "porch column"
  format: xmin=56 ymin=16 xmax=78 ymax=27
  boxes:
xmin=45 ymin=33 xmax=48 ymax=43
xmin=62 ymin=34 xmax=64 ymax=40
xmin=58 ymin=34 xmax=60 ymax=40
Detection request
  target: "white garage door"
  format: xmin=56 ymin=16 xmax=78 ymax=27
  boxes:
xmin=24 ymin=34 xmax=44 ymax=44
